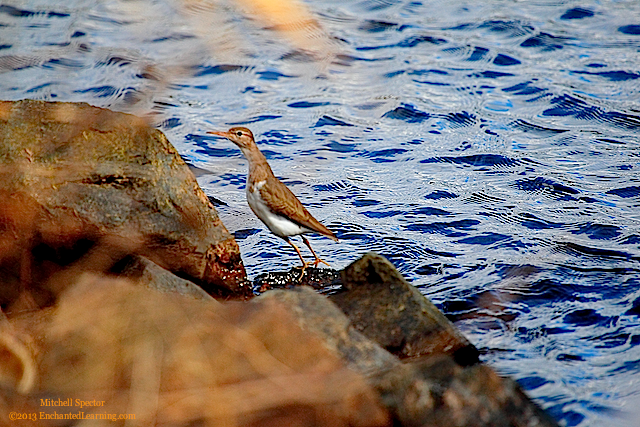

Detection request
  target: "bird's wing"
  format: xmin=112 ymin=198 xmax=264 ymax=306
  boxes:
xmin=260 ymin=176 xmax=337 ymax=241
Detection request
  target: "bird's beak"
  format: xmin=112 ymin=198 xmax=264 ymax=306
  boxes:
xmin=207 ymin=130 xmax=229 ymax=138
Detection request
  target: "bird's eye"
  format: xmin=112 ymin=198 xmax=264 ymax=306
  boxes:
xmin=236 ymin=131 xmax=243 ymax=136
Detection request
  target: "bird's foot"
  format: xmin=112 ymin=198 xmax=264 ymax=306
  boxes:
xmin=296 ymin=261 xmax=311 ymax=282
xmin=312 ymin=257 xmax=331 ymax=268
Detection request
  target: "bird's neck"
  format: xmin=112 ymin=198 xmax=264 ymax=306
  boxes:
xmin=241 ymin=145 xmax=274 ymax=182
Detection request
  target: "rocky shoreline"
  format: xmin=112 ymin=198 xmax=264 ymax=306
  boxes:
xmin=0 ymin=100 xmax=558 ymax=426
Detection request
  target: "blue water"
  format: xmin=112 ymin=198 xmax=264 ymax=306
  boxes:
xmin=2 ymin=0 xmax=640 ymax=425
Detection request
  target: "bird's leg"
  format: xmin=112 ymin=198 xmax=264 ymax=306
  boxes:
xmin=284 ymin=237 xmax=310 ymax=280
xmin=301 ymin=236 xmax=331 ymax=267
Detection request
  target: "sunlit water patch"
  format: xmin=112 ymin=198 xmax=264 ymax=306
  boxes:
xmin=2 ymin=0 xmax=640 ymax=425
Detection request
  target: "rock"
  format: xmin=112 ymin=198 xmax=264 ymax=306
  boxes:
xmin=253 ymin=267 xmax=342 ymax=293
xmin=258 ymin=286 xmax=401 ymax=377
xmin=330 ymin=253 xmax=479 ymax=365
xmin=117 ymin=255 xmax=215 ymax=301
xmin=259 ymin=281 xmax=558 ymax=427
xmin=370 ymin=355 xmax=558 ymax=427
xmin=0 ymin=252 xmax=558 ymax=427
xmin=27 ymin=276 xmax=390 ymax=427
xmin=0 ymin=99 xmax=249 ymax=309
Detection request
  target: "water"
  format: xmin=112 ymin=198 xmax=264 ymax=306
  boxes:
xmin=2 ymin=0 xmax=640 ymax=425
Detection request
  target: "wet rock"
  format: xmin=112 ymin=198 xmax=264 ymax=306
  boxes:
xmin=0 ymin=99 xmax=248 ymax=309
xmin=330 ymin=253 xmax=479 ymax=364
xmin=25 ymin=276 xmax=390 ymax=427
xmin=253 ymin=266 xmax=342 ymax=294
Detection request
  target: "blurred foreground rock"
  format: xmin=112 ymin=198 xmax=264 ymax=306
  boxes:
xmin=1 ymin=276 xmax=389 ymax=427
xmin=0 ymin=99 xmax=248 ymax=308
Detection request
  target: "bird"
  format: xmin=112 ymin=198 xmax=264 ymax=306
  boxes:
xmin=207 ymin=127 xmax=337 ymax=276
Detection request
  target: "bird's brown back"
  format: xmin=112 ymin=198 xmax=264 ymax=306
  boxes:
xmin=259 ymin=174 xmax=337 ymax=241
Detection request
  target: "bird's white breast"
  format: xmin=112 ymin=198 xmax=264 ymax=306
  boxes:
xmin=246 ymin=180 xmax=307 ymax=238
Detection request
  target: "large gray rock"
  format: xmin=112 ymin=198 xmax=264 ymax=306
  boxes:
xmin=331 ymin=253 xmax=478 ymax=364
xmin=0 ymin=99 xmax=249 ymax=309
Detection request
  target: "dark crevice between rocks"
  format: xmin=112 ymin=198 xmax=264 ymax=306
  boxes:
xmin=453 ymin=343 xmax=481 ymax=366
xmin=80 ymin=174 xmax=140 ymax=189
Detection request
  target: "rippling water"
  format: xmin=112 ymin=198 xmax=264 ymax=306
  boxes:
xmin=2 ymin=0 xmax=640 ymax=425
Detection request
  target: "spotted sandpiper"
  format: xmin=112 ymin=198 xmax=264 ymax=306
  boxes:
xmin=208 ymin=127 xmax=337 ymax=275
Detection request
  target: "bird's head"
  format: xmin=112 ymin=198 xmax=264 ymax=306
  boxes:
xmin=207 ymin=127 xmax=255 ymax=150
